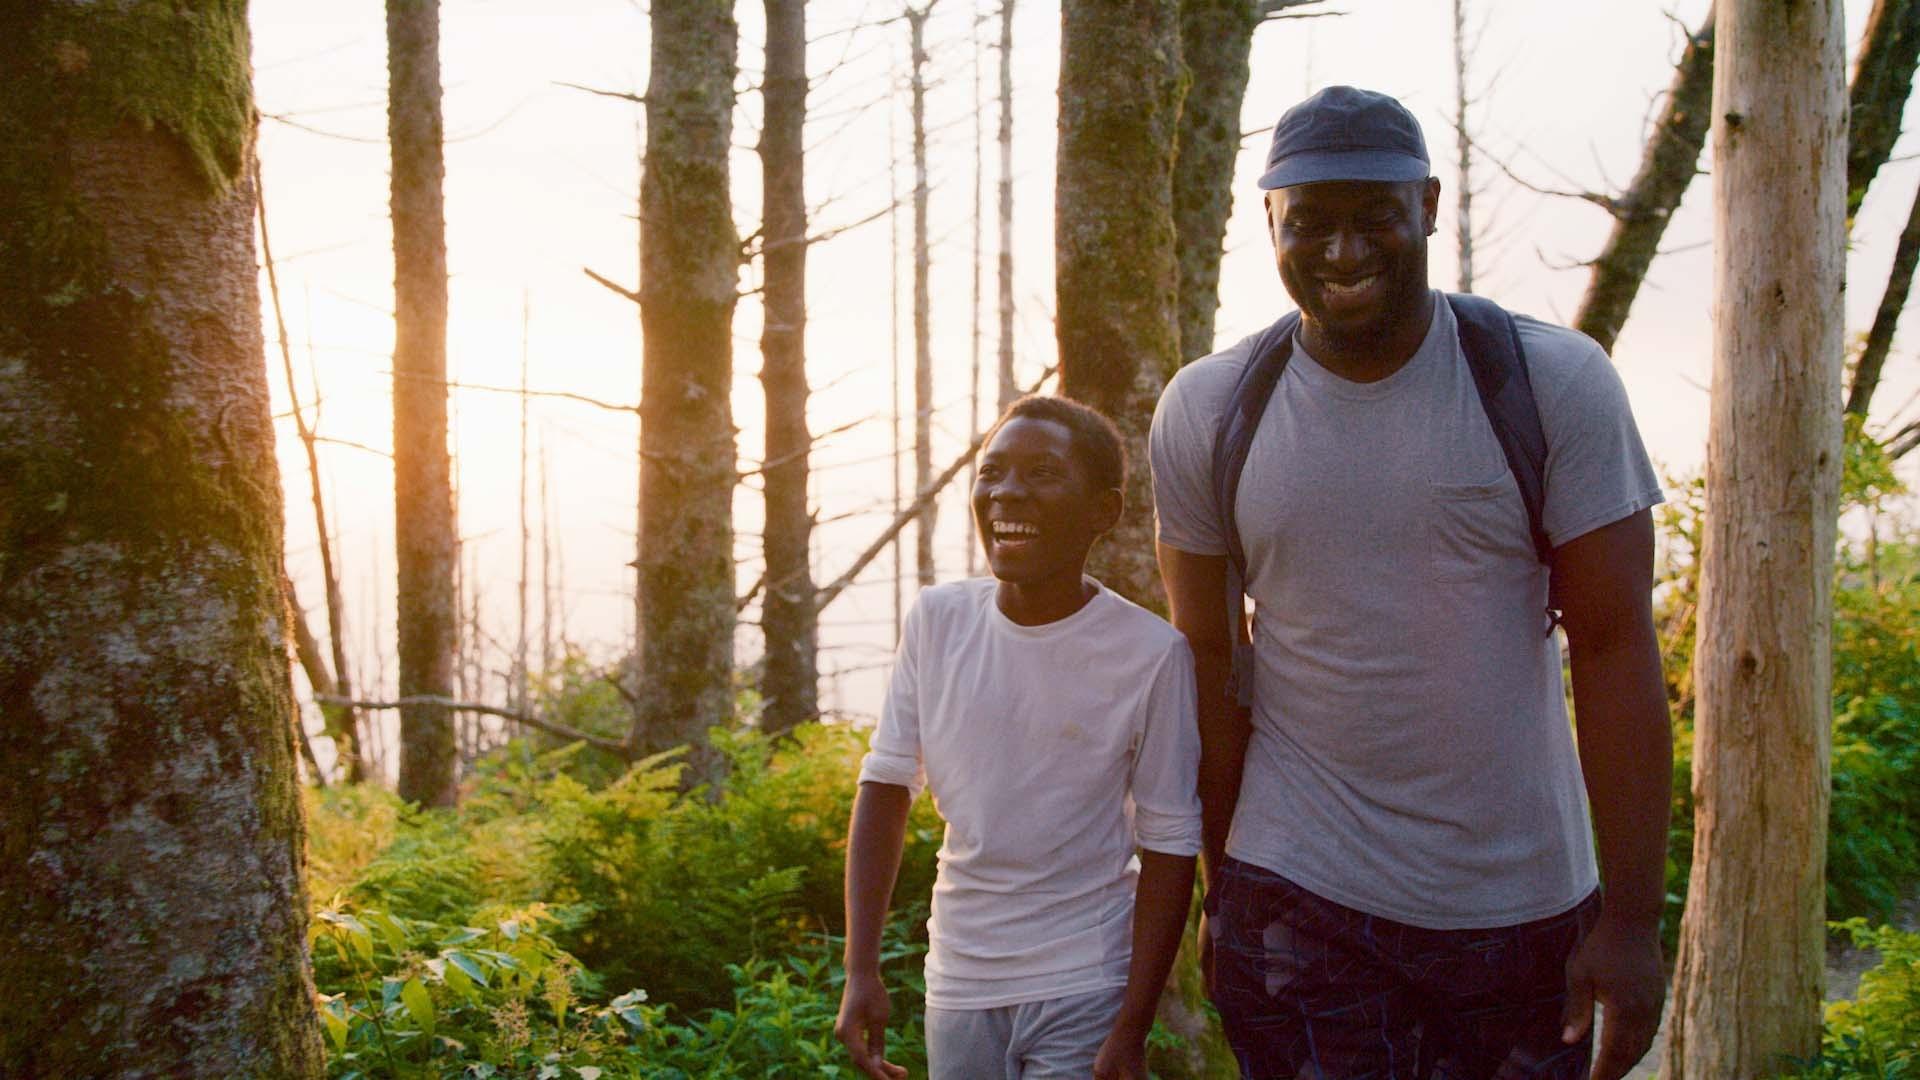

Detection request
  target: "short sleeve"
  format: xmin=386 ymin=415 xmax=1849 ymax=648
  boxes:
xmin=1150 ymin=348 xmax=1247 ymax=557
xmin=1525 ymin=323 xmax=1666 ymax=548
xmin=1128 ymin=639 xmax=1202 ymax=857
xmin=857 ymin=598 xmax=927 ymax=799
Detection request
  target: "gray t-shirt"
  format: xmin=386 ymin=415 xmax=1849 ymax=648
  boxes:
xmin=1150 ymin=293 xmax=1664 ymax=928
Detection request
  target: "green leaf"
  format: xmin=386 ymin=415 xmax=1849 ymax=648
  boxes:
xmin=498 ymin=917 xmax=521 ymax=941
xmin=321 ymin=1006 xmax=348 ymax=1052
xmin=400 ymin=977 xmax=435 ymax=1039
xmin=445 ymin=949 xmax=489 ymax=988
xmin=372 ymin=911 xmax=408 ymax=956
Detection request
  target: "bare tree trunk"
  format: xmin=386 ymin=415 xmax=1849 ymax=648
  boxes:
xmin=891 ymin=70 xmax=906 ymax=643
xmin=1057 ymin=0 xmax=1186 ymax=609
xmin=259 ymin=165 xmax=366 ymax=781
xmin=517 ymin=294 xmax=531 ymax=713
xmin=388 ymin=0 xmax=459 ymax=807
xmin=1172 ymin=0 xmax=1258 ymax=365
xmin=909 ymin=2 xmax=938 ymax=590
xmin=1847 ymin=0 xmax=1920 ymax=219
xmin=0 ymin=6 xmax=325 ymax=1072
xmin=1572 ymin=7 xmax=1715 ymax=355
xmin=1661 ymin=1 xmax=1846 ymax=1075
xmin=1846 ymin=177 xmax=1920 ymax=417
xmin=760 ymin=0 xmax=819 ymax=735
xmin=997 ymin=0 xmax=1018 ymax=410
xmin=540 ymin=437 xmax=554 ymax=677
xmin=632 ymin=0 xmax=740 ymax=780
xmin=968 ymin=13 xmax=984 ymax=577
xmin=1452 ymin=0 xmax=1474 ymax=293
xmin=285 ymin=572 xmax=335 ymax=786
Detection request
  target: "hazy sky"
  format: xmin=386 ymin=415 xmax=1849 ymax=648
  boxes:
xmin=249 ymin=0 xmax=1917 ymax=749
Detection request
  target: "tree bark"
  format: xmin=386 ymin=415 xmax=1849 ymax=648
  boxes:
xmin=387 ymin=0 xmax=459 ymax=807
xmin=996 ymin=0 xmax=1018 ymax=411
xmin=1846 ymin=176 xmax=1920 ymax=417
xmin=632 ymin=0 xmax=739 ymax=780
xmin=909 ymin=2 xmax=937 ymax=590
xmin=286 ymin=569 xmax=339 ymax=786
xmin=1172 ymin=0 xmax=1259 ymax=365
xmin=0 ymin=4 xmax=325 ymax=1073
xmin=1661 ymin=1 xmax=1847 ymax=1075
xmin=1452 ymin=0 xmax=1474 ymax=294
xmin=1847 ymin=0 xmax=1920 ymax=219
xmin=1057 ymin=0 xmax=1186 ymax=608
xmin=759 ymin=0 xmax=818 ymax=735
xmin=1572 ymin=7 xmax=1716 ymax=355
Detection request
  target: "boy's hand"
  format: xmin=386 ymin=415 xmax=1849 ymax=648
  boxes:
xmin=834 ymin=970 xmax=907 ymax=1080
xmin=1092 ymin=1027 xmax=1149 ymax=1079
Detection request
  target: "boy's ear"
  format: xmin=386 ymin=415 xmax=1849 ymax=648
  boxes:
xmin=1094 ymin=486 xmax=1123 ymax=534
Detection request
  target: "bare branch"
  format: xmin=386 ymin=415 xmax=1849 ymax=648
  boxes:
xmin=583 ymin=266 xmax=640 ymax=304
xmin=553 ymin=81 xmax=646 ymax=106
xmin=321 ymin=694 xmax=630 ymax=757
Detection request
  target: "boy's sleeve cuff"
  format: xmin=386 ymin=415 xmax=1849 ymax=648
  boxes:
xmin=1133 ymin=812 xmax=1203 ymax=857
xmin=857 ymin=751 xmax=925 ymax=801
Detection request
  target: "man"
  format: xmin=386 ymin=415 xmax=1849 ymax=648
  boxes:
xmin=1150 ymin=85 xmax=1673 ymax=1080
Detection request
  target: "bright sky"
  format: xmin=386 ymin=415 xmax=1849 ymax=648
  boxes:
xmin=250 ymin=0 xmax=1919 ymax=757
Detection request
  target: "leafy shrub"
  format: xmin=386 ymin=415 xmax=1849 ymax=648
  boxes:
xmin=1789 ymin=920 xmax=1920 ymax=1079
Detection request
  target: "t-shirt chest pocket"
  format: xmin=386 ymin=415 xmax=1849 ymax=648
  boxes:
xmin=1428 ymin=470 xmax=1532 ymax=582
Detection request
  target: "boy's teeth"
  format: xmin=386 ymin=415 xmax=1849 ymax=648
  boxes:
xmin=992 ymin=522 xmax=1038 ymax=537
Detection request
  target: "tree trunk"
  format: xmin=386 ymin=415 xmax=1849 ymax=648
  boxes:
xmin=997 ymin=0 xmax=1018 ymax=411
xmin=1847 ymin=0 xmax=1920 ymax=219
xmin=1172 ymin=0 xmax=1258 ymax=365
xmin=1572 ymin=7 xmax=1716 ymax=355
xmin=1661 ymin=2 xmax=1846 ymax=1075
xmin=286 ymin=569 xmax=339 ymax=785
xmin=759 ymin=0 xmax=818 ymax=735
xmin=633 ymin=0 xmax=739 ymax=780
xmin=0 ymin=5 xmax=326 ymax=1074
xmin=387 ymin=0 xmax=458 ymax=807
xmin=1452 ymin=0 xmax=1474 ymax=293
xmin=909 ymin=3 xmax=938 ymax=590
xmin=1057 ymin=0 xmax=1186 ymax=609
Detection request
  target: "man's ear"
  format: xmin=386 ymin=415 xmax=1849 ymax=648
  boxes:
xmin=1421 ymin=176 xmax=1441 ymax=235
xmin=1264 ymin=190 xmax=1280 ymax=246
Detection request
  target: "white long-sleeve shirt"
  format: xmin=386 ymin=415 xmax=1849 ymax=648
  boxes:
xmin=858 ymin=577 xmax=1202 ymax=1009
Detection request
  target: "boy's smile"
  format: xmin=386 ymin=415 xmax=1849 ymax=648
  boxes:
xmin=971 ymin=415 xmax=1120 ymax=625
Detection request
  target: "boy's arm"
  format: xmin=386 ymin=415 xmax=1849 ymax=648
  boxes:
xmin=1157 ymin=542 xmax=1247 ymax=890
xmin=1094 ymin=850 xmax=1197 ymax=1079
xmin=835 ymin=781 xmax=913 ymax=1080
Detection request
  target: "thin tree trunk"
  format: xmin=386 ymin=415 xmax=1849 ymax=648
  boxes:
xmin=0 ymin=5 xmax=326 ymax=1072
xmin=909 ymin=2 xmax=938 ymax=590
xmin=1572 ymin=7 xmax=1715 ymax=355
xmin=968 ymin=13 xmax=984 ymax=577
xmin=1172 ymin=0 xmax=1258 ymax=365
xmin=387 ymin=0 xmax=459 ymax=807
xmin=760 ymin=0 xmax=819 ymax=735
xmin=1662 ymin=1 xmax=1846 ymax=1074
xmin=632 ymin=0 xmax=740 ymax=781
xmin=996 ymin=0 xmax=1018 ymax=410
xmin=259 ymin=163 xmax=365 ymax=781
xmin=285 ymin=571 xmax=335 ymax=786
xmin=1846 ymin=176 xmax=1920 ymax=417
xmin=891 ymin=43 xmax=906 ymax=642
xmin=1848 ymin=0 xmax=1920 ymax=219
xmin=540 ymin=437 xmax=554 ymax=677
xmin=517 ymin=294 xmax=531 ymax=713
xmin=1057 ymin=0 xmax=1186 ymax=609
xmin=1452 ymin=0 xmax=1474 ymax=294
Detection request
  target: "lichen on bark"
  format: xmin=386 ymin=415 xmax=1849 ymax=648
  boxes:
xmin=0 ymin=4 xmax=326 ymax=1075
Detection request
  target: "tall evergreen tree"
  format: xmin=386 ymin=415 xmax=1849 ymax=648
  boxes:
xmin=1662 ymin=0 xmax=1847 ymax=1073
xmin=0 ymin=3 xmax=325 ymax=1073
xmin=387 ymin=0 xmax=459 ymax=806
xmin=1057 ymin=0 xmax=1186 ymax=607
xmin=632 ymin=0 xmax=740 ymax=779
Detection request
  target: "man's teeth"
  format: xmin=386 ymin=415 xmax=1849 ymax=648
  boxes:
xmin=992 ymin=522 xmax=1039 ymax=538
xmin=1323 ymin=276 xmax=1377 ymax=297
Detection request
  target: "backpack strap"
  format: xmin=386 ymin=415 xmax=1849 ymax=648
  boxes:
xmin=1210 ymin=312 xmax=1300 ymax=707
xmin=1446 ymin=293 xmax=1560 ymax=629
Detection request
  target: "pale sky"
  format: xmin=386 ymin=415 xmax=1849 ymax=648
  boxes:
xmin=249 ymin=0 xmax=1919 ymax=759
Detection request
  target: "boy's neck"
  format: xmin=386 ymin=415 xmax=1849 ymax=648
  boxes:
xmin=995 ymin=575 xmax=1097 ymax=627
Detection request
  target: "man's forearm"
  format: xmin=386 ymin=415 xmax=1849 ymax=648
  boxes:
xmin=1568 ymin=629 xmax=1673 ymax=926
xmin=1110 ymin=851 xmax=1199 ymax=1040
xmin=844 ymin=782 xmax=913 ymax=974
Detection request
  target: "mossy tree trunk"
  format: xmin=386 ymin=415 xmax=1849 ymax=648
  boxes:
xmin=759 ymin=0 xmax=817 ymax=735
xmin=1057 ymin=0 xmax=1187 ymax=609
xmin=1172 ymin=0 xmax=1258 ymax=366
xmin=1661 ymin=0 xmax=1847 ymax=1075
xmin=632 ymin=0 xmax=739 ymax=780
xmin=387 ymin=0 xmax=459 ymax=806
xmin=0 ymin=3 xmax=325 ymax=1074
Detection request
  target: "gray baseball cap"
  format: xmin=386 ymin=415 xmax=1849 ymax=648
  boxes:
xmin=1257 ymin=85 xmax=1431 ymax=190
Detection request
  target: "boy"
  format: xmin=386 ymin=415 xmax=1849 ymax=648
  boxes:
xmin=834 ymin=395 xmax=1202 ymax=1080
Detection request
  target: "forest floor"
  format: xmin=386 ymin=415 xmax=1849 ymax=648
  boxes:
xmin=1623 ymin=896 xmax=1920 ymax=1078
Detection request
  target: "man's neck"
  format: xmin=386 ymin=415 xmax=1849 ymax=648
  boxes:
xmin=1299 ymin=289 xmax=1436 ymax=384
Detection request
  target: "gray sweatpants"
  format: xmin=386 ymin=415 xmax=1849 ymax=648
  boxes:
xmin=924 ymin=985 xmax=1127 ymax=1079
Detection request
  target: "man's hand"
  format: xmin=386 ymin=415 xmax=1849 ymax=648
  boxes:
xmin=1092 ymin=1025 xmax=1150 ymax=1079
xmin=1560 ymin=912 xmax=1664 ymax=1080
xmin=834 ymin=969 xmax=907 ymax=1080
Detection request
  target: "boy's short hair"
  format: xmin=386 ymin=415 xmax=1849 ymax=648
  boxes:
xmin=981 ymin=394 xmax=1127 ymax=494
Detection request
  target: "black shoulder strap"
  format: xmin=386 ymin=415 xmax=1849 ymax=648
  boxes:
xmin=1212 ymin=312 xmax=1301 ymax=586
xmin=1447 ymin=293 xmax=1551 ymax=568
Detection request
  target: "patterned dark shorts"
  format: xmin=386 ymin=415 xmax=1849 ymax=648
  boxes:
xmin=1206 ymin=858 xmax=1601 ymax=1080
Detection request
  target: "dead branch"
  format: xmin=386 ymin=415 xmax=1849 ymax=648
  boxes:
xmin=583 ymin=266 xmax=641 ymax=304
xmin=321 ymin=694 xmax=631 ymax=757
